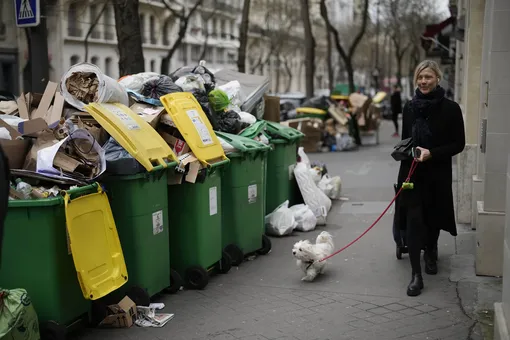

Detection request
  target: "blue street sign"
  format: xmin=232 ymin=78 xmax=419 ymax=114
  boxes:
xmin=14 ymin=0 xmax=40 ymax=27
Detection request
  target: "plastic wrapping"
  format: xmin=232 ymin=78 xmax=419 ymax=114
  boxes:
xmin=0 ymin=289 xmax=40 ymax=340
xmin=175 ymin=74 xmax=207 ymax=92
xmin=317 ymin=175 xmax=342 ymax=200
xmin=141 ymin=75 xmax=182 ymax=99
xmin=208 ymin=89 xmax=231 ymax=112
xmin=265 ymin=200 xmax=296 ymax=236
xmin=0 ymin=91 xmax=15 ymax=102
xmin=61 ymin=63 xmax=129 ymax=110
xmin=119 ymin=72 xmax=161 ymax=93
xmin=103 ymin=137 xmax=145 ymax=175
xmin=238 ymin=111 xmax=256 ymax=125
xmin=289 ymin=204 xmax=317 ymax=232
xmin=218 ymin=80 xmax=245 ymax=109
xmin=170 ymin=63 xmax=215 ymax=92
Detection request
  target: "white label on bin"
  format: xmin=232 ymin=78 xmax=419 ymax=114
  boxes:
xmin=209 ymin=186 xmax=218 ymax=216
xmin=103 ymin=104 xmax=141 ymax=130
xmin=288 ymin=164 xmax=296 ymax=180
xmin=152 ymin=210 xmax=164 ymax=235
xmin=248 ymin=184 xmax=257 ymax=204
xmin=187 ymin=109 xmax=213 ymax=146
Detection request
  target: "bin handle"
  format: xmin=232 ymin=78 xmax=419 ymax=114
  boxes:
xmin=61 ymin=183 xmax=100 ymax=200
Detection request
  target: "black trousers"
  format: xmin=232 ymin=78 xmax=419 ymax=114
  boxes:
xmin=405 ymin=204 xmax=440 ymax=274
xmin=392 ymin=112 xmax=399 ymax=133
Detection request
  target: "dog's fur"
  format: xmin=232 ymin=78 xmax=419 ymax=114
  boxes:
xmin=292 ymin=231 xmax=334 ymax=281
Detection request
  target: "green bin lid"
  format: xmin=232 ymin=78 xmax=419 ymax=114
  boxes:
xmin=215 ymin=131 xmax=270 ymax=156
xmin=265 ymin=121 xmax=305 ymax=142
xmin=238 ymin=120 xmax=267 ymax=139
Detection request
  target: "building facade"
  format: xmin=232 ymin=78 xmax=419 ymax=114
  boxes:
xmin=0 ymin=0 xmax=20 ymax=95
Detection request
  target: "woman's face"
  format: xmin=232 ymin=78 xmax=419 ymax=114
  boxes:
xmin=416 ymin=68 xmax=439 ymax=94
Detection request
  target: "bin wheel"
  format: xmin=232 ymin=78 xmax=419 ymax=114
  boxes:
xmin=40 ymin=321 xmax=66 ymax=340
xmin=224 ymin=244 xmax=244 ymax=266
xmin=218 ymin=251 xmax=232 ymax=274
xmin=185 ymin=266 xmax=209 ymax=290
xmin=165 ymin=268 xmax=183 ymax=294
xmin=257 ymin=235 xmax=272 ymax=255
xmin=127 ymin=285 xmax=151 ymax=307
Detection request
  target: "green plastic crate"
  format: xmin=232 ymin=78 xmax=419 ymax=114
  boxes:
xmin=215 ymin=132 xmax=272 ymax=265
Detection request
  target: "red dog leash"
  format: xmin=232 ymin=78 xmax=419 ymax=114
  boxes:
xmin=319 ymin=159 xmax=419 ymax=262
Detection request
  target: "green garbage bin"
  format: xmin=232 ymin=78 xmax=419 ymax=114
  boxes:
xmin=215 ymin=132 xmax=272 ymax=266
xmin=167 ymin=160 xmax=231 ymax=290
xmin=263 ymin=121 xmax=305 ymax=214
xmin=0 ymin=185 xmax=98 ymax=338
xmin=101 ymin=163 xmax=181 ymax=307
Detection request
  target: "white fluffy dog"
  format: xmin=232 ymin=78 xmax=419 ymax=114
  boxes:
xmin=292 ymin=231 xmax=334 ymax=281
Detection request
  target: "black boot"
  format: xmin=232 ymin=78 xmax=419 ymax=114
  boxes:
xmin=407 ymin=273 xmax=424 ymax=297
xmin=424 ymin=247 xmax=438 ymax=275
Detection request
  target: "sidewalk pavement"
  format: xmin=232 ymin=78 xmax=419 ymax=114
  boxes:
xmin=72 ymin=120 xmax=500 ymax=340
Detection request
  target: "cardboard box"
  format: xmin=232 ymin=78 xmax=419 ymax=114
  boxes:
xmin=130 ymin=103 xmax=166 ymax=128
xmin=263 ymin=95 xmax=280 ymax=123
xmin=160 ymin=132 xmax=190 ymax=156
xmin=0 ymin=120 xmax=32 ymax=169
xmin=99 ymin=296 xmax=137 ymax=328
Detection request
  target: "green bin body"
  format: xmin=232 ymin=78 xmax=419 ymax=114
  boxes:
xmin=0 ymin=186 xmax=96 ymax=326
xmin=215 ymin=132 xmax=269 ymax=258
xmin=103 ymin=164 xmax=174 ymax=299
xmin=167 ymin=160 xmax=229 ymax=287
xmin=264 ymin=122 xmax=304 ymax=213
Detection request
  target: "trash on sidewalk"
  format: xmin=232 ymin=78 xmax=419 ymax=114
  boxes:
xmin=135 ymin=303 xmax=174 ymax=328
xmin=99 ymin=296 xmax=137 ymax=328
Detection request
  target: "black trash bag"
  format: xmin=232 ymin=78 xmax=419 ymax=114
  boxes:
xmin=301 ymin=96 xmax=329 ymax=111
xmin=103 ymin=137 xmax=145 ymax=175
xmin=141 ymin=75 xmax=182 ymax=99
xmin=217 ymin=110 xmax=242 ymax=134
xmin=0 ymin=91 xmax=15 ymax=102
xmin=170 ymin=64 xmax=216 ymax=93
xmin=190 ymin=88 xmax=220 ymax=131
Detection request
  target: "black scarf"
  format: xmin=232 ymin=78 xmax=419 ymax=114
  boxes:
xmin=411 ymin=85 xmax=445 ymax=149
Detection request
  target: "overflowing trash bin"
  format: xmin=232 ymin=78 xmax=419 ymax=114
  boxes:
xmin=0 ymin=184 xmax=127 ymax=338
xmin=215 ymin=132 xmax=271 ymax=265
xmin=261 ymin=121 xmax=304 ymax=213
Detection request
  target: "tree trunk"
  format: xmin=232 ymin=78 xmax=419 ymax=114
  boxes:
xmin=345 ymin=60 xmax=355 ymax=94
xmin=326 ymin=31 xmax=334 ymax=93
xmin=85 ymin=2 xmax=108 ymax=62
xmin=275 ymin=59 xmax=281 ymax=93
xmin=300 ymin=0 xmax=315 ymax=98
xmin=283 ymin=58 xmax=293 ymax=92
xmin=237 ymin=0 xmax=251 ymax=73
xmin=395 ymin=51 xmax=404 ymax=86
xmin=113 ymin=0 xmax=145 ymax=76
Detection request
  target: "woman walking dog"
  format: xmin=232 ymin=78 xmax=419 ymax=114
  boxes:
xmin=394 ymin=60 xmax=465 ymax=297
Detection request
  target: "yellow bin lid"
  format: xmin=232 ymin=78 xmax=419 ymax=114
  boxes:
xmin=64 ymin=186 xmax=128 ymax=300
xmin=84 ymin=103 xmax=177 ymax=172
xmin=160 ymin=92 xmax=227 ymax=166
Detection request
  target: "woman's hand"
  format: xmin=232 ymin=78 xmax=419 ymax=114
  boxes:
xmin=415 ymin=147 xmax=432 ymax=162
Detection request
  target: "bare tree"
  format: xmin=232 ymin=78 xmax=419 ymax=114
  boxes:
xmin=84 ymin=2 xmax=108 ymax=62
xmin=113 ymin=0 xmax=145 ymax=75
xmin=237 ymin=0 xmax=251 ymax=73
xmin=320 ymin=0 xmax=370 ymax=93
xmin=300 ymin=0 xmax=316 ymax=98
xmin=198 ymin=7 xmax=220 ymax=61
xmin=160 ymin=0 xmax=203 ymax=74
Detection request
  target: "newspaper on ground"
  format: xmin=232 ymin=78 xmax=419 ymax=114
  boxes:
xmin=135 ymin=303 xmax=174 ymax=328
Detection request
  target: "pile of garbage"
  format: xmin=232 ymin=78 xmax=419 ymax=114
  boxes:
xmin=265 ymin=147 xmax=342 ymax=236
xmin=280 ymin=92 xmax=384 ymax=153
xmin=0 ymin=61 xmax=272 ymax=199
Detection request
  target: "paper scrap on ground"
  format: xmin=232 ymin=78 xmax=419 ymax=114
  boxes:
xmin=135 ymin=304 xmax=174 ymax=328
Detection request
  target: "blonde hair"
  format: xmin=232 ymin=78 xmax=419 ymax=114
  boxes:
xmin=414 ymin=60 xmax=442 ymax=87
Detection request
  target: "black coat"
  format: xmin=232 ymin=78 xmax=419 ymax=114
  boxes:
xmin=395 ymin=97 xmax=465 ymax=236
xmin=390 ymin=91 xmax=402 ymax=114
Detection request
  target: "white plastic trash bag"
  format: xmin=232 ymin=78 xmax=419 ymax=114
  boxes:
xmin=61 ymin=62 xmax=129 ymax=110
xmin=318 ymin=174 xmax=342 ymax=200
xmin=298 ymin=147 xmax=311 ymax=166
xmin=118 ymin=72 xmax=161 ymax=92
xmin=265 ymin=200 xmax=297 ymax=236
xmin=218 ymin=80 xmax=246 ymax=108
xmin=238 ymin=111 xmax=257 ymax=125
xmin=294 ymin=161 xmax=331 ymax=225
xmin=290 ymin=204 xmax=317 ymax=232
xmin=309 ymin=167 xmax=322 ymax=185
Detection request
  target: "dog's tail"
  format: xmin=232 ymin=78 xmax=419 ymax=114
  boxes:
xmin=316 ymin=231 xmax=333 ymax=245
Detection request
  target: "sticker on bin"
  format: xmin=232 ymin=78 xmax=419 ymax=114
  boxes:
xmin=248 ymin=184 xmax=257 ymax=204
xmin=209 ymin=186 xmax=217 ymax=216
xmin=104 ymin=104 xmax=141 ymax=130
xmin=187 ymin=109 xmax=213 ymax=146
xmin=152 ymin=210 xmax=164 ymax=235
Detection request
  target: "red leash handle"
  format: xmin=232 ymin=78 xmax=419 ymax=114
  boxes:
xmin=319 ymin=159 xmax=418 ymax=262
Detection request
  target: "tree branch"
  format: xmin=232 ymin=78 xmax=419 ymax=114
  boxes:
xmin=84 ymin=1 xmax=108 ymax=62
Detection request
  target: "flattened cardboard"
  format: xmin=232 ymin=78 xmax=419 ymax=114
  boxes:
xmin=160 ymin=132 xmax=190 ymax=156
xmin=17 ymin=118 xmax=48 ymax=136
xmin=0 ymin=119 xmax=31 ymax=169
xmin=47 ymin=92 xmax=65 ymax=127
xmin=33 ymin=82 xmax=58 ymax=120
xmin=16 ymin=93 xmax=30 ymax=119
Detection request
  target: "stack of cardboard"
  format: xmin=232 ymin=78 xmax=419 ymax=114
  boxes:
xmin=282 ymin=117 xmax=323 ymax=153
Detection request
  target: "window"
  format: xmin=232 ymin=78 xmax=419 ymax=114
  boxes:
xmin=216 ymin=48 xmax=225 ymax=64
xmin=105 ymin=57 xmax=113 ymax=75
xmin=67 ymin=3 xmax=81 ymax=37
xmin=227 ymin=52 xmax=236 ymax=65
xmin=179 ymin=44 xmax=188 ymax=62
xmin=163 ymin=17 xmax=175 ymax=46
xmin=89 ymin=5 xmax=100 ymax=39
xmin=191 ymin=45 xmax=201 ymax=62
xmin=104 ymin=6 xmax=114 ymax=40
xmin=150 ymin=60 xmax=156 ymax=72
xmin=70 ymin=55 xmax=80 ymax=68
xmin=150 ymin=16 xmax=156 ymax=44
xmin=91 ymin=56 xmax=99 ymax=66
